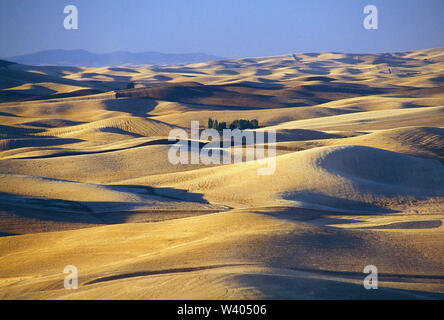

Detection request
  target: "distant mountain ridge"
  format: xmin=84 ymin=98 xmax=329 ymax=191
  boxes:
xmin=2 ymin=49 xmax=226 ymax=67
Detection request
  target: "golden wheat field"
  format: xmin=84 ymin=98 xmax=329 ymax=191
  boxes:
xmin=0 ymin=48 xmax=443 ymax=299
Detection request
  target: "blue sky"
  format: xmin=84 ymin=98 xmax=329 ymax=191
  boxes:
xmin=1 ymin=0 xmax=443 ymax=58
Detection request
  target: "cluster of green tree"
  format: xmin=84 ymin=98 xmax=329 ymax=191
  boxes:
xmin=207 ymin=118 xmax=227 ymax=131
xmin=208 ymin=118 xmax=259 ymax=130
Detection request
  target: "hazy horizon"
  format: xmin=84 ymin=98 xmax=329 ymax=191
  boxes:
xmin=1 ymin=0 xmax=444 ymax=59
xmin=5 ymin=45 xmax=444 ymax=60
